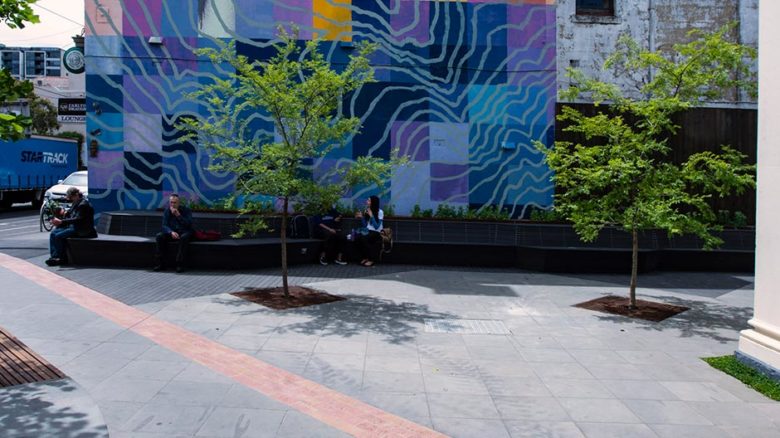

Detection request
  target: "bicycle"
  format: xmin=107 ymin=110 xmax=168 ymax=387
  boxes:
xmin=39 ymin=198 xmax=66 ymax=232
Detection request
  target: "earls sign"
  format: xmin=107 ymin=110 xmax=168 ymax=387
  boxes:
xmin=21 ymin=150 xmax=69 ymax=166
xmin=57 ymin=98 xmax=86 ymax=123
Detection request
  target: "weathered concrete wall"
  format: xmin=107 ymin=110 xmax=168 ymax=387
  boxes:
xmin=557 ymin=0 xmax=758 ymax=107
xmin=557 ymin=0 xmax=650 ymax=96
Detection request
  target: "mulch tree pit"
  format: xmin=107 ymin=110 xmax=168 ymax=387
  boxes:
xmin=231 ymin=286 xmax=346 ymax=310
xmin=574 ymin=295 xmax=689 ymax=322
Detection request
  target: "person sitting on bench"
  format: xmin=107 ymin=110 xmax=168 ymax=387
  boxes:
xmin=314 ymin=207 xmax=347 ymax=266
xmin=153 ymin=194 xmax=193 ymax=273
xmin=354 ymin=195 xmax=384 ymax=267
xmin=46 ymin=187 xmax=97 ymax=266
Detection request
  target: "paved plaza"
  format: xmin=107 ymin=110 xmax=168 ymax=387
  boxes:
xmin=0 ymin=218 xmax=777 ymax=437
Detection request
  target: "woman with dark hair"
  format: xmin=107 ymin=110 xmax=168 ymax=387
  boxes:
xmin=354 ymin=195 xmax=383 ymax=267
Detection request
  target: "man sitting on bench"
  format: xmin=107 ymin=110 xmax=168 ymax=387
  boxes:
xmin=153 ymin=194 xmax=193 ymax=273
xmin=46 ymin=187 xmax=97 ymax=266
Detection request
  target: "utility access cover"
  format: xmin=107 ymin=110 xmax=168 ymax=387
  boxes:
xmin=424 ymin=319 xmax=511 ymax=335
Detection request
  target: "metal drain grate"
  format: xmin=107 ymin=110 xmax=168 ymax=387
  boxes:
xmin=424 ymin=319 xmax=511 ymax=335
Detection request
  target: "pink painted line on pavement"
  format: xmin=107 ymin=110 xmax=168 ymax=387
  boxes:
xmin=0 ymin=253 xmax=446 ymax=438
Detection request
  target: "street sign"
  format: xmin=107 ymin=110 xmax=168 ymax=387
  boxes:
xmin=57 ymin=98 xmax=86 ymax=123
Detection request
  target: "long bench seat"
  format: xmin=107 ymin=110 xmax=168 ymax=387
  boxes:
xmin=67 ymin=235 xmax=321 ymax=269
xmin=65 ymin=211 xmax=755 ymax=273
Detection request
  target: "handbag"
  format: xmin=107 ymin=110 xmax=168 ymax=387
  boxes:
xmin=194 ymin=229 xmax=222 ymax=241
xmin=380 ymin=228 xmax=393 ymax=253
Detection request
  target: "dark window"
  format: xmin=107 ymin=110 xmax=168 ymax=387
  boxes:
xmin=576 ymin=0 xmax=615 ymax=16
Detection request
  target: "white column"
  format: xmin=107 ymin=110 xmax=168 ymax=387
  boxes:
xmin=738 ymin=0 xmax=780 ymax=371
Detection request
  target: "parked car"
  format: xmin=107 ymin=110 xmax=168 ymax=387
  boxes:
xmin=39 ymin=170 xmax=88 ymax=232
xmin=44 ymin=170 xmax=88 ymax=204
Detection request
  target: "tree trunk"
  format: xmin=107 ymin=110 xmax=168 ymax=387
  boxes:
xmin=280 ymin=196 xmax=289 ymax=298
xmin=629 ymin=228 xmax=638 ymax=309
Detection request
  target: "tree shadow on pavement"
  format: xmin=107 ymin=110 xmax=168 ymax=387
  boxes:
xmin=213 ymin=294 xmax=455 ymax=344
xmin=558 ymin=272 xmax=753 ymax=298
xmin=0 ymin=378 xmax=108 ymax=438
xmin=589 ymin=294 xmax=753 ymax=344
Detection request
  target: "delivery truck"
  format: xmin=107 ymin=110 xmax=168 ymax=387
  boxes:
xmin=0 ymin=135 xmax=78 ymax=208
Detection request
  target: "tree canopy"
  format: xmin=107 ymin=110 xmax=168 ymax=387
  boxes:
xmin=0 ymin=0 xmax=40 ymax=140
xmin=183 ymin=27 xmax=404 ymax=295
xmin=537 ymin=24 xmax=757 ymax=307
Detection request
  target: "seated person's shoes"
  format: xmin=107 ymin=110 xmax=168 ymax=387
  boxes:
xmin=334 ymin=259 xmax=347 ymax=265
xmin=45 ymin=258 xmax=61 ymax=266
xmin=152 ymin=265 xmax=164 ymax=272
xmin=176 ymin=266 xmax=185 ymax=273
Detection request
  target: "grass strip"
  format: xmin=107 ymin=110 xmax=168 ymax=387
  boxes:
xmin=703 ymin=355 xmax=780 ymax=401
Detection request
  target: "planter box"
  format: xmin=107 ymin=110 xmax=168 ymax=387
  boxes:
xmin=92 ymin=211 xmax=755 ymax=272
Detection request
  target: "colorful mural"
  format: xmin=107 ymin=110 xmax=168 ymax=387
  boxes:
xmin=85 ymin=0 xmax=557 ymax=217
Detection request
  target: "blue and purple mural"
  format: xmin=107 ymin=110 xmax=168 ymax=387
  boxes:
xmin=85 ymin=0 xmax=556 ymax=216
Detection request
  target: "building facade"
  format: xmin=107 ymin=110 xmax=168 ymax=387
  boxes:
xmin=557 ymin=0 xmax=758 ymax=107
xmin=0 ymin=46 xmax=64 ymax=80
xmin=84 ymin=0 xmax=557 ymax=216
xmin=84 ymin=0 xmax=759 ymax=215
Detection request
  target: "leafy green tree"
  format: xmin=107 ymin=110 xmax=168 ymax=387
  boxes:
xmin=537 ymin=24 xmax=756 ymax=308
xmin=57 ymin=131 xmax=85 ymax=168
xmin=0 ymin=0 xmax=39 ymax=29
xmin=29 ymin=95 xmax=59 ymax=135
xmin=0 ymin=71 xmax=33 ymax=140
xmin=183 ymin=28 xmax=402 ymax=296
xmin=0 ymin=0 xmax=40 ymax=140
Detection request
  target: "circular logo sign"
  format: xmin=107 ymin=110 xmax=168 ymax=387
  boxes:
xmin=63 ymin=47 xmax=85 ymax=74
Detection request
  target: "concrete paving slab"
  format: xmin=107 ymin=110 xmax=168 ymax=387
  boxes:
xmin=558 ymin=398 xmax=641 ymax=423
xmin=194 ymin=407 xmax=285 ymax=437
xmin=576 ymin=422 xmax=657 ymax=438
xmin=600 ymin=379 xmax=679 ymax=400
xmin=431 ymin=417 xmax=511 ymax=438
xmin=503 ymin=420 xmax=585 ymax=438
xmin=0 ymin=378 xmax=109 ymax=438
xmin=492 ymin=396 xmax=570 ymax=421
xmin=427 ymin=393 xmax=501 ymax=419
xmin=623 ymin=399 xmax=713 ymax=425
xmin=650 ymin=424 xmax=729 ymax=438
xmin=542 ymin=378 xmax=615 ymax=399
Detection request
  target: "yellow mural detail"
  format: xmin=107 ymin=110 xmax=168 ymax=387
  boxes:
xmin=313 ymin=0 xmax=352 ymax=42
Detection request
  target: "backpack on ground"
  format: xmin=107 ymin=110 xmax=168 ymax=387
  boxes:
xmin=288 ymin=215 xmax=310 ymax=238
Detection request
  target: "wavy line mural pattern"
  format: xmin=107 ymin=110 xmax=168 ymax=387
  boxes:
xmin=85 ymin=0 xmax=556 ymax=217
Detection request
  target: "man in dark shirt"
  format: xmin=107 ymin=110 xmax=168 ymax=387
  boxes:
xmin=314 ymin=207 xmax=347 ymax=266
xmin=154 ymin=194 xmax=193 ymax=273
xmin=46 ymin=187 xmax=97 ymax=266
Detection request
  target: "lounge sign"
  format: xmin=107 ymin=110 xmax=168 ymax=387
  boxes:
xmin=57 ymin=98 xmax=86 ymax=123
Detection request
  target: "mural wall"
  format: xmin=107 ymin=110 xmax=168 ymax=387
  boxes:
xmin=85 ymin=0 xmax=557 ymax=217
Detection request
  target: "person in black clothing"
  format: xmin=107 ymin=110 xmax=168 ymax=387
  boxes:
xmin=154 ymin=194 xmax=193 ymax=273
xmin=314 ymin=208 xmax=347 ymax=266
xmin=46 ymin=187 xmax=97 ymax=266
xmin=354 ymin=195 xmax=384 ymax=267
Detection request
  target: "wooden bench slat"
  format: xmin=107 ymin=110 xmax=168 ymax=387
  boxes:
xmin=1 ymin=334 xmax=65 ymax=380
xmin=0 ymin=327 xmax=66 ymax=388
xmin=0 ymin=361 xmax=25 ymax=386
xmin=0 ymin=343 xmax=45 ymax=383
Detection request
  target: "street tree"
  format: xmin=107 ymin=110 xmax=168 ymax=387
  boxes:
xmin=536 ymin=24 xmax=757 ymax=308
xmin=29 ymin=95 xmax=59 ymax=135
xmin=0 ymin=0 xmax=40 ymax=140
xmin=183 ymin=28 xmax=401 ymax=297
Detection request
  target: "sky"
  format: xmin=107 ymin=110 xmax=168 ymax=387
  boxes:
xmin=0 ymin=0 xmax=85 ymax=49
